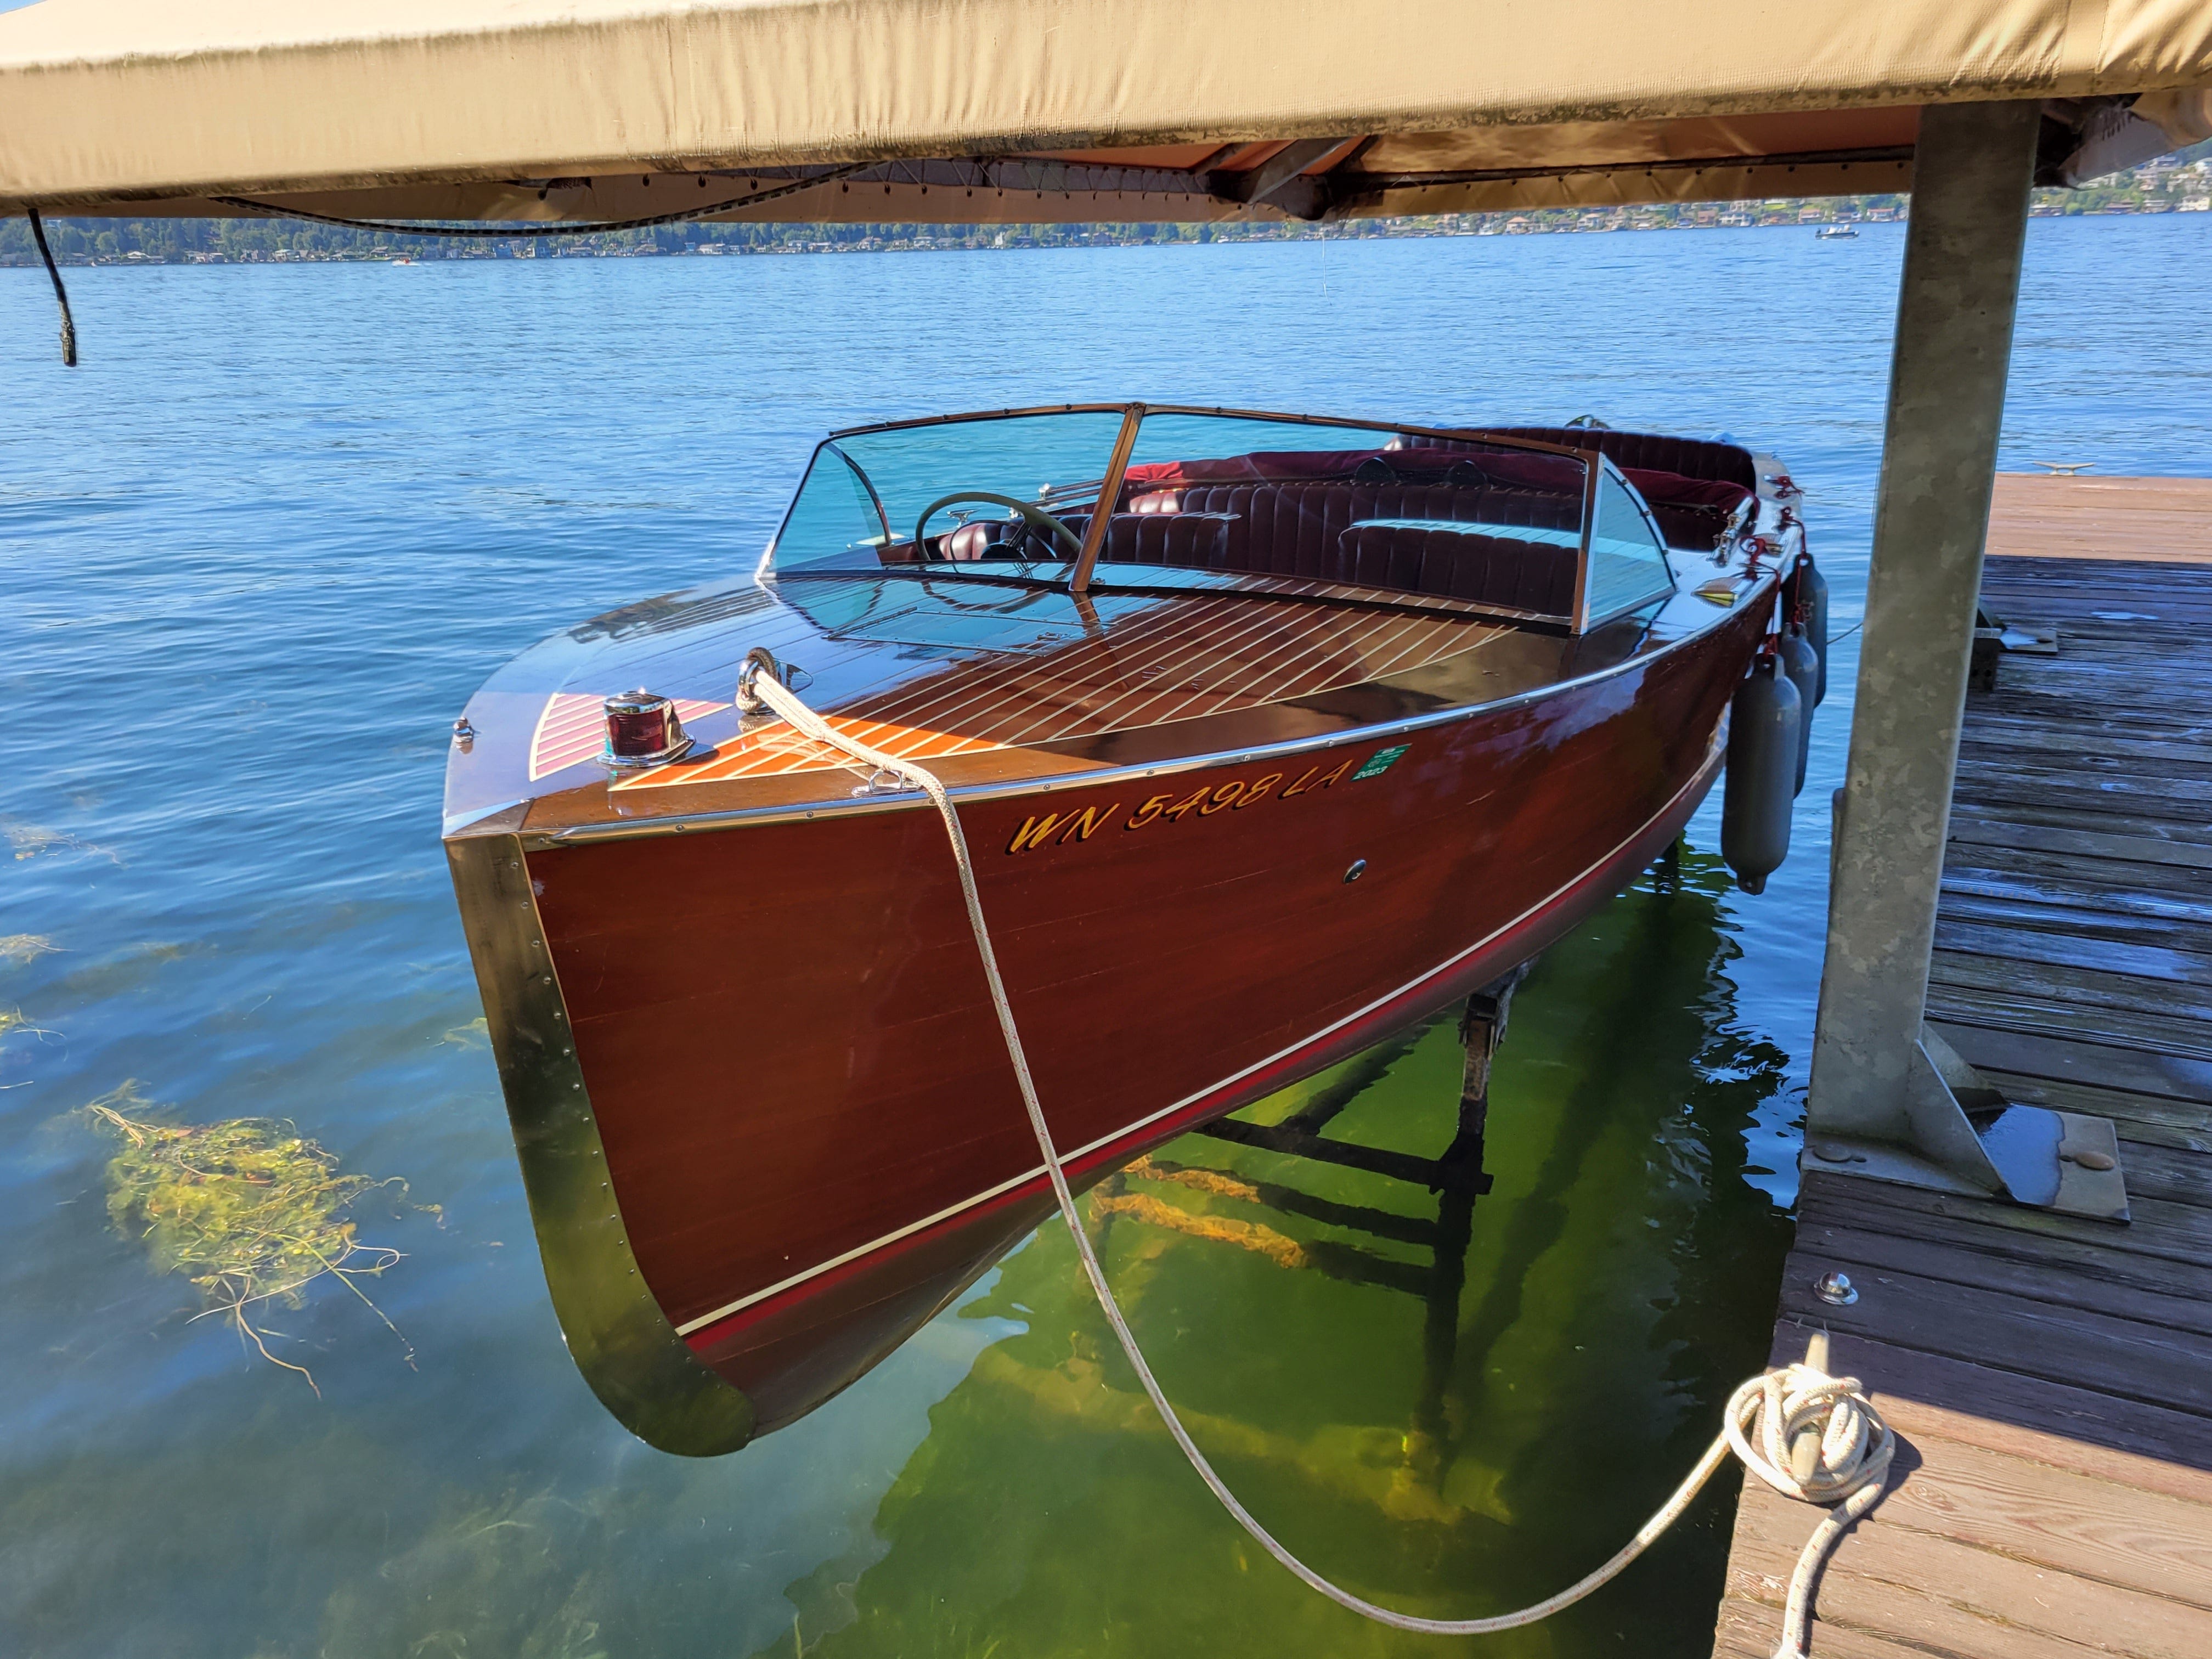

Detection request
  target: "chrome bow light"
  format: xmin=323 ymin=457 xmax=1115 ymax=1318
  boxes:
xmin=601 ymin=688 xmax=696 ymax=769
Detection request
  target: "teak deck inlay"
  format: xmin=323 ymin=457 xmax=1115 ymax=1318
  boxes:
xmin=1712 ymin=481 xmax=2212 ymax=1659
xmin=534 ymin=578 xmax=1505 ymax=787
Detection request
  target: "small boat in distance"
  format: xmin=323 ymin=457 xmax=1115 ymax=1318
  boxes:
xmin=442 ymin=404 xmax=1815 ymax=1454
xmin=1815 ymin=225 xmax=1860 ymax=239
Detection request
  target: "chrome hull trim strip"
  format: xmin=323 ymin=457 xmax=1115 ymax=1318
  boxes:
xmin=672 ymin=729 xmax=1723 ymax=1338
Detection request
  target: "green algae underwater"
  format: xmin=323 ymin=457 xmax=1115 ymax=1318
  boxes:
xmin=84 ymin=1083 xmax=415 ymax=1392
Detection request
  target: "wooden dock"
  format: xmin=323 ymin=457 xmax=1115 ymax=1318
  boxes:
xmin=1712 ymin=477 xmax=2212 ymax=1659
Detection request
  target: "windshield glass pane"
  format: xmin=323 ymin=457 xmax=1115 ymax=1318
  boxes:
xmin=1106 ymin=411 xmax=1590 ymax=616
xmin=1583 ymin=465 xmax=1675 ymax=625
xmin=768 ymin=410 xmax=1128 ymax=574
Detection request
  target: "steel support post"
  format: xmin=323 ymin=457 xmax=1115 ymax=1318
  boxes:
xmin=1805 ymin=99 xmax=2126 ymax=1220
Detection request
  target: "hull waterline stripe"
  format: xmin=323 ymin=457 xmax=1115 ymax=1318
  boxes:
xmin=671 ymin=729 xmax=1722 ymax=1339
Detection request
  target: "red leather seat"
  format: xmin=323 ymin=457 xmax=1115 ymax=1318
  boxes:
xmin=1414 ymin=427 xmax=1759 ymax=492
xmin=1085 ymin=476 xmax=1590 ymax=613
xmin=1331 ymin=523 xmax=1577 ymax=615
xmin=1096 ymin=511 xmax=1246 ymax=568
xmin=1164 ymin=481 xmax=1577 ymax=579
xmin=1402 ymin=433 xmax=1756 ymax=550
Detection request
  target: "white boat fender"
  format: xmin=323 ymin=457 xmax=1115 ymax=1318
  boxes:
xmin=740 ymin=649 xmax=1891 ymax=1655
xmin=1723 ymin=653 xmax=1801 ymax=894
xmin=1778 ymin=626 xmax=1821 ymax=797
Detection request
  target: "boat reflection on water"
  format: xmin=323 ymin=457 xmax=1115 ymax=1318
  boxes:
xmin=759 ymin=847 xmax=1793 ymax=1658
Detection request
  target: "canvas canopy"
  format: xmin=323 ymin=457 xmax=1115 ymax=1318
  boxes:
xmin=2 ymin=0 xmax=2209 ymax=227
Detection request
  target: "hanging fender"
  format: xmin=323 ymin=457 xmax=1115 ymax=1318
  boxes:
xmin=1782 ymin=545 xmax=1831 ymax=707
xmin=1778 ymin=627 xmax=1820 ymax=797
xmin=1722 ymin=652 xmax=1801 ymax=895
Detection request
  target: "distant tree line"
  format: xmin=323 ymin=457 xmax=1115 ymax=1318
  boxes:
xmin=0 ymin=215 xmax=1291 ymax=265
xmin=4 ymin=149 xmax=2205 ymax=269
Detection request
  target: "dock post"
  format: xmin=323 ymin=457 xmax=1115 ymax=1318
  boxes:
xmin=1804 ymin=100 xmax=2126 ymax=1219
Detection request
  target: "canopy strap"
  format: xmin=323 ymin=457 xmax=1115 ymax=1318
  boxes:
xmin=208 ymin=161 xmax=875 ymax=239
xmin=27 ymin=208 xmax=78 ymax=367
xmin=737 ymin=651 xmax=1893 ymax=1653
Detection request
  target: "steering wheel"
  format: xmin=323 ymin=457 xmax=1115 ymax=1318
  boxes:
xmin=912 ymin=492 xmax=1084 ymax=563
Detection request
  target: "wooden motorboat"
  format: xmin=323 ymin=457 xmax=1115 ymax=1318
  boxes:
xmin=442 ymin=405 xmax=1806 ymax=1454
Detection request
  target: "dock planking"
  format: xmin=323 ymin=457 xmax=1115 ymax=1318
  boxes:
xmin=1711 ymin=479 xmax=2212 ymax=1659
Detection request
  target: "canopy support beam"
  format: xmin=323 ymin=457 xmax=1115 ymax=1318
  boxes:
xmin=1803 ymin=99 xmax=2126 ymax=1221
xmin=1203 ymin=138 xmax=1356 ymax=220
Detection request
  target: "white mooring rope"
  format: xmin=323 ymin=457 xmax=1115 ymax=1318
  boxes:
xmin=740 ymin=662 xmax=1893 ymax=1655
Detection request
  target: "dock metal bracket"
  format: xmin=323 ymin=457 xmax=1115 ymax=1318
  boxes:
xmin=1804 ymin=1025 xmax=2129 ymax=1221
xmin=1969 ymin=602 xmax=2057 ymax=692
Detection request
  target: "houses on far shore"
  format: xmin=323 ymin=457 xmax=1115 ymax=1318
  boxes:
xmin=8 ymin=154 xmax=2208 ymax=268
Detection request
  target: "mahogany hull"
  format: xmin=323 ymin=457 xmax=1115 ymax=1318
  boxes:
xmin=470 ymin=594 xmax=1767 ymax=1443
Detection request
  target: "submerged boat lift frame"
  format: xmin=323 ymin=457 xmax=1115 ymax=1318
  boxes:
xmin=1807 ymin=100 xmax=2128 ymax=1222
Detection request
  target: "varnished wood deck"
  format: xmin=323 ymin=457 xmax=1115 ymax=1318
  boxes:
xmin=1713 ymin=484 xmax=2212 ymax=1658
xmin=1987 ymin=472 xmax=2212 ymax=564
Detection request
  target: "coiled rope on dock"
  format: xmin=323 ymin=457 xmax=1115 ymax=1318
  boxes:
xmin=737 ymin=651 xmax=1893 ymax=1657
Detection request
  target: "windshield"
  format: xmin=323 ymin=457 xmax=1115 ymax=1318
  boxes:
xmin=1583 ymin=459 xmax=1677 ymax=625
xmin=764 ymin=405 xmax=1671 ymax=633
xmin=766 ymin=409 xmax=1128 ymax=575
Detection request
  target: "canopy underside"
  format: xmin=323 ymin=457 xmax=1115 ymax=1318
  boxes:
xmin=2 ymin=1 xmax=2208 ymax=223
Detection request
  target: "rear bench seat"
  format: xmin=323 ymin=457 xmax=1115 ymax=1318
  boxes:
xmin=1442 ymin=427 xmax=1757 ymax=492
xmin=1333 ymin=523 xmax=1576 ymax=613
xmin=1403 ymin=428 xmax=1756 ymax=549
xmin=1150 ymin=479 xmax=1582 ymax=580
xmin=960 ymin=473 xmax=1592 ymax=616
xmin=1066 ymin=490 xmax=1579 ymax=617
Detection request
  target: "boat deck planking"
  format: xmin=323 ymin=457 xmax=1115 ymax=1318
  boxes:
xmin=1712 ymin=487 xmax=2212 ymax=1659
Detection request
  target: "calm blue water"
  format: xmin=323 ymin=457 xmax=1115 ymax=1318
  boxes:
xmin=2 ymin=217 xmax=2206 ymax=1657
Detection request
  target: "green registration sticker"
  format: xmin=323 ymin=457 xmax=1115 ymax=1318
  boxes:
xmin=1352 ymin=744 xmax=1409 ymax=781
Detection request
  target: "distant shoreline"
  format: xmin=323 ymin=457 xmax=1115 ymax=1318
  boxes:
xmin=5 ymin=177 xmax=2207 ymax=270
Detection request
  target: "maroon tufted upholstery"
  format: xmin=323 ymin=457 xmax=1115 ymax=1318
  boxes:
xmin=1333 ymin=523 xmax=1576 ymax=614
xmin=984 ymin=475 xmax=1591 ymax=617
xmin=1094 ymin=511 xmax=1246 ymax=568
xmin=1397 ymin=432 xmax=1754 ymax=550
xmin=1404 ymin=427 xmax=1758 ymax=492
xmin=1065 ymin=478 xmax=1589 ymax=615
xmin=1154 ymin=481 xmax=1581 ymax=580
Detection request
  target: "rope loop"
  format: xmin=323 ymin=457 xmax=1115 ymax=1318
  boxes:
xmin=738 ymin=659 xmax=1892 ymax=1653
xmin=1730 ymin=1362 xmax=1892 ymax=1505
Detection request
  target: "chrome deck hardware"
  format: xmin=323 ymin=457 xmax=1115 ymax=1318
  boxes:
xmin=601 ymin=689 xmax=697 ymax=769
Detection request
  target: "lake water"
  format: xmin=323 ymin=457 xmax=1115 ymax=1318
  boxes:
xmin=3 ymin=216 xmax=2207 ymax=1658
